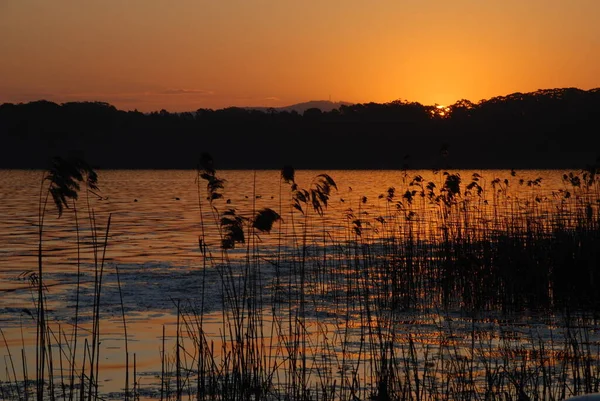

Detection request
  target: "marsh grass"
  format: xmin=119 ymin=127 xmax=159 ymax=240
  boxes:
xmin=3 ymin=158 xmax=600 ymax=400
xmin=0 ymin=157 xmax=118 ymax=401
xmin=142 ymin=160 xmax=600 ymax=401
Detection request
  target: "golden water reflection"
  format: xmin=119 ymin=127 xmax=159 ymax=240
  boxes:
xmin=1 ymin=169 xmax=600 ymax=399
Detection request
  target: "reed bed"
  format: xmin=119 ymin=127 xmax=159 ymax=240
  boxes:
xmin=2 ymin=156 xmax=600 ymax=401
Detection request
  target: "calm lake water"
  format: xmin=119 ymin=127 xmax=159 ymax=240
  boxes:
xmin=0 ymin=168 xmax=598 ymax=399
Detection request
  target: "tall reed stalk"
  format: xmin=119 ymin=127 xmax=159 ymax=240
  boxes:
xmin=7 ymin=157 xmax=600 ymax=401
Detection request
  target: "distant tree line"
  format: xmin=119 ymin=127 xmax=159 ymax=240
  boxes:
xmin=1 ymin=87 xmax=599 ymax=170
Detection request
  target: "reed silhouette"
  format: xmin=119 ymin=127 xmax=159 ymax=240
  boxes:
xmin=5 ymin=153 xmax=600 ymax=400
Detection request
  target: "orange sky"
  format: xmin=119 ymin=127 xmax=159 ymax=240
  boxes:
xmin=1 ymin=1 xmax=599 ymax=112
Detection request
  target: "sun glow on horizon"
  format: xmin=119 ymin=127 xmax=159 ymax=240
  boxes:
xmin=431 ymin=104 xmax=450 ymax=118
xmin=0 ymin=1 xmax=599 ymax=112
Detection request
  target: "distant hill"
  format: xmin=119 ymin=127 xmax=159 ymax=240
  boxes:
xmin=246 ymin=100 xmax=353 ymax=114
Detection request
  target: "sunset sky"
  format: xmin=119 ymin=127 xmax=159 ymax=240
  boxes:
xmin=1 ymin=0 xmax=599 ymax=112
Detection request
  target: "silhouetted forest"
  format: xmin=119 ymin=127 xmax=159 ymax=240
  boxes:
xmin=1 ymin=87 xmax=599 ymax=170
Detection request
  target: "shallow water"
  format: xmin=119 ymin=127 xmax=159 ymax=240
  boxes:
xmin=1 ymin=168 xmax=598 ymax=399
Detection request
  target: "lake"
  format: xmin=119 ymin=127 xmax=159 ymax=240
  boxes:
xmin=1 ymin=168 xmax=599 ymax=400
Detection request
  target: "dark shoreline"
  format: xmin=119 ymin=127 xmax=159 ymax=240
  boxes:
xmin=1 ymin=87 xmax=599 ymax=170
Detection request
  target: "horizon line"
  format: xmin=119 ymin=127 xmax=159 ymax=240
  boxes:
xmin=2 ymin=86 xmax=599 ymax=114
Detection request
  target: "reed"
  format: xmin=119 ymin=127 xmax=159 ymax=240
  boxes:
xmin=0 ymin=157 xmax=121 ymax=401
xmin=4 ymin=156 xmax=600 ymax=400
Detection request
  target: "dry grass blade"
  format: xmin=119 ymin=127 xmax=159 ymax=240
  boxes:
xmin=221 ymin=209 xmax=245 ymax=249
xmin=46 ymin=157 xmax=98 ymax=217
xmin=252 ymin=208 xmax=281 ymax=233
